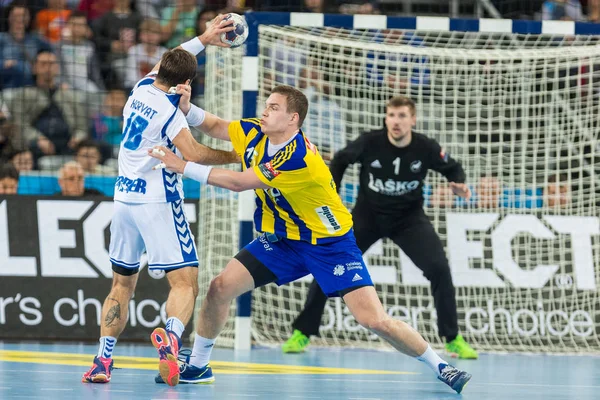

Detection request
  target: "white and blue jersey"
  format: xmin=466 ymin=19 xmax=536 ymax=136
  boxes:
xmin=114 ymin=72 xmax=188 ymax=204
xmin=109 ymin=72 xmax=198 ymax=272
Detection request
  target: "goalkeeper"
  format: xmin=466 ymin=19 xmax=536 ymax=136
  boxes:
xmin=282 ymin=96 xmax=478 ymax=359
xmin=149 ymin=86 xmax=471 ymax=394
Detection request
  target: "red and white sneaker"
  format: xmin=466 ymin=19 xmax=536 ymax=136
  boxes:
xmin=82 ymin=356 xmax=114 ymax=383
xmin=151 ymin=328 xmax=180 ymax=386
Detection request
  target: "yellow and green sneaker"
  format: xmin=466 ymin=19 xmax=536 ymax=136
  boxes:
xmin=282 ymin=330 xmax=310 ymax=354
xmin=445 ymin=335 xmax=478 ymax=359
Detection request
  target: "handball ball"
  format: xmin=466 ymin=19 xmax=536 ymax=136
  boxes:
xmin=220 ymin=13 xmax=249 ymax=48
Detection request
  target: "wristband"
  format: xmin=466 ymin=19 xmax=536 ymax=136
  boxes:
xmin=186 ymin=103 xmax=206 ymax=126
xmin=181 ymin=37 xmax=205 ymax=55
xmin=183 ymin=162 xmax=213 ymax=185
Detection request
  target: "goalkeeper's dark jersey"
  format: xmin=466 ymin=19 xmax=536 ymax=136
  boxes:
xmin=330 ymin=129 xmax=466 ymax=215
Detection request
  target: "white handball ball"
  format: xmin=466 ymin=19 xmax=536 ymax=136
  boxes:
xmin=220 ymin=13 xmax=248 ymax=48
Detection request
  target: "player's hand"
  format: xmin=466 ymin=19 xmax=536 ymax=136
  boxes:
xmin=173 ymin=84 xmax=192 ymax=115
xmin=199 ymin=14 xmax=235 ymax=48
xmin=449 ymin=182 xmax=471 ymax=200
xmin=149 ymin=146 xmax=186 ymax=174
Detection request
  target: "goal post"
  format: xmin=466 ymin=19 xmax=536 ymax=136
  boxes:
xmin=199 ymin=12 xmax=600 ymax=353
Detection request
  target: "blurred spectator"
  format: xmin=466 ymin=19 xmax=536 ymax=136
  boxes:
xmin=161 ymin=0 xmax=198 ymax=49
xmin=78 ymin=0 xmax=114 ymax=22
xmin=0 ymin=163 xmax=19 ymax=195
xmin=36 ymin=0 xmax=71 ymax=43
xmin=0 ymin=102 xmax=20 ymax=158
xmin=192 ymin=8 xmax=218 ymax=100
xmin=430 ymin=184 xmax=455 ymax=208
xmin=7 ymin=146 xmax=34 ymax=172
xmin=91 ymin=88 xmax=127 ymax=151
xmin=476 ymin=174 xmax=501 ymax=209
xmin=544 ymin=173 xmax=571 ymax=208
xmin=136 ymin=0 xmax=170 ymax=19
xmin=299 ymin=64 xmax=345 ymax=161
xmin=75 ymin=139 xmax=116 ymax=175
xmin=542 ymin=0 xmax=585 ymax=21
xmin=338 ymin=0 xmax=379 ymax=14
xmin=59 ymin=12 xmax=104 ymax=92
xmin=125 ymin=18 xmax=167 ymax=88
xmin=0 ymin=2 xmax=53 ymax=89
xmin=58 ymin=161 xmax=103 ymax=196
xmin=93 ymin=0 xmax=142 ymax=85
xmin=585 ymin=0 xmax=600 ymax=21
xmin=4 ymin=50 xmax=89 ymax=163
xmin=0 ymin=0 xmax=46 ymax=32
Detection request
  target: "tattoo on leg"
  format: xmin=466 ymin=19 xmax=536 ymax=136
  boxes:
xmin=105 ymin=297 xmax=121 ymax=327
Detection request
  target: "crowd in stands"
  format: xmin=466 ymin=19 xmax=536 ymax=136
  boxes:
xmin=0 ymin=0 xmax=590 ymax=207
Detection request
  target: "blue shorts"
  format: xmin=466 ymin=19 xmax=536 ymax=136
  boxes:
xmin=241 ymin=230 xmax=373 ymax=297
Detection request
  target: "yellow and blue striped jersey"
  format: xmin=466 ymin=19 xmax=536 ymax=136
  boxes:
xmin=229 ymin=118 xmax=353 ymax=244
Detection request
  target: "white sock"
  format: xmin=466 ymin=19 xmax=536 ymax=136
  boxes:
xmin=416 ymin=345 xmax=447 ymax=376
xmin=190 ymin=334 xmax=216 ymax=368
xmin=166 ymin=317 xmax=185 ymax=339
xmin=97 ymin=336 xmax=117 ymax=359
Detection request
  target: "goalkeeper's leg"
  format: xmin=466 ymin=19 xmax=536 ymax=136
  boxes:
xmin=343 ymin=286 xmax=471 ymax=394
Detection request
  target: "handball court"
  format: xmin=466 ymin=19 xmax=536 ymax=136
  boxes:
xmin=0 ymin=342 xmax=598 ymax=399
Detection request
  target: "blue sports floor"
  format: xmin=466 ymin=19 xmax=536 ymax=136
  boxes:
xmin=0 ymin=342 xmax=599 ymax=399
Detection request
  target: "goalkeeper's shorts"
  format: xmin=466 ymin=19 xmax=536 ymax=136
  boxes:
xmin=238 ymin=229 xmax=373 ymax=297
xmin=109 ymin=200 xmax=198 ymax=272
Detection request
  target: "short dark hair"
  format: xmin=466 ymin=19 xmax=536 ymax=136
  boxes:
xmin=0 ymin=163 xmax=19 ymax=181
xmin=68 ymin=10 xmax=87 ymax=21
xmin=387 ymin=96 xmax=416 ymax=116
xmin=271 ymin=85 xmax=309 ymax=128
xmin=156 ymin=48 xmax=198 ymax=88
xmin=76 ymin=139 xmax=101 ymax=153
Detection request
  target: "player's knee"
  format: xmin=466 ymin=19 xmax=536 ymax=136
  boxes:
xmin=207 ymin=275 xmax=232 ymax=303
xmin=356 ymin=314 xmax=390 ymax=334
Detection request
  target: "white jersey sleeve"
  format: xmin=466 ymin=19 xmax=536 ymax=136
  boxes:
xmin=114 ymin=76 xmax=191 ymax=204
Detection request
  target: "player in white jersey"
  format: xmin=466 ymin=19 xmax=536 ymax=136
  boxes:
xmin=82 ymin=15 xmax=237 ymax=387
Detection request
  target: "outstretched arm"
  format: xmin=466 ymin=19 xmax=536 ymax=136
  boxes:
xmin=149 ymin=145 xmax=267 ymax=191
xmin=172 ymin=127 xmax=239 ymax=165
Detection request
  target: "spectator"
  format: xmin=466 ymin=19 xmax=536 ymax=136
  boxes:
xmin=36 ymin=0 xmax=71 ymax=43
xmin=192 ymin=7 xmax=218 ymax=100
xmin=125 ymin=18 xmax=167 ymax=88
xmin=544 ymin=173 xmax=571 ymax=208
xmin=476 ymin=174 xmax=501 ymax=209
xmin=91 ymin=88 xmax=127 ymax=151
xmin=0 ymin=2 xmax=53 ymax=89
xmin=542 ymin=0 xmax=585 ymax=21
xmin=93 ymin=0 xmax=142 ymax=85
xmin=0 ymin=163 xmax=19 ymax=195
xmin=160 ymin=0 xmax=198 ymax=49
xmin=338 ymin=0 xmax=379 ymax=14
xmin=58 ymin=12 xmax=104 ymax=92
xmin=7 ymin=146 xmax=34 ymax=172
xmin=136 ymin=0 xmax=170 ymax=19
xmin=58 ymin=161 xmax=103 ymax=196
xmin=4 ymin=50 xmax=89 ymax=163
xmin=77 ymin=0 xmax=114 ymax=22
xmin=430 ymin=184 xmax=455 ymax=208
xmin=0 ymin=103 xmax=21 ymax=158
xmin=75 ymin=139 xmax=116 ymax=175
xmin=298 ymin=64 xmax=345 ymax=160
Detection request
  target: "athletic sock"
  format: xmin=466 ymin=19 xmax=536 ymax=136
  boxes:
xmin=97 ymin=336 xmax=117 ymax=359
xmin=416 ymin=345 xmax=447 ymax=377
xmin=166 ymin=317 xmax=185 ymax=348
xmin=190 ymin=334 xmax=216 ymax=368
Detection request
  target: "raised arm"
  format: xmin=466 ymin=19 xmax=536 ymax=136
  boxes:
xmin=329 ymin=132 xmax=370 ymax=192
xmin=149 ymin=14 xmax=234 ymax=75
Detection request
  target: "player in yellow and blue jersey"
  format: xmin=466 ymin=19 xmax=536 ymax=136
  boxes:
xmin=149 ymin=85 xmax=472 ymax=394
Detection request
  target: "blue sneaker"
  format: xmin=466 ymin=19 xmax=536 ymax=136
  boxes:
xmin=437 ymin=364 xmax=471 ymax=394
xmin=82 ymin=356 xmax=114 ymax=383
xmin=155 ymin=349 xmax=215 ymax=384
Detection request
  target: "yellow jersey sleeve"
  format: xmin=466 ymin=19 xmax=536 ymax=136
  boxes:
xmin=228 ymin=118 xmax=261 ymax=157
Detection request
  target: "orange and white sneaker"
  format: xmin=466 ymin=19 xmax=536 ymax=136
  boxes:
xmin=151 ymin=328 xmax=180 ymax=386
xmin=82 ymin=356 xmax=114 ymax=383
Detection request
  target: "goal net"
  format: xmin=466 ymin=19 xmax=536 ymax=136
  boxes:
xmin=199 ymin=22 xmax=600 ymax=353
